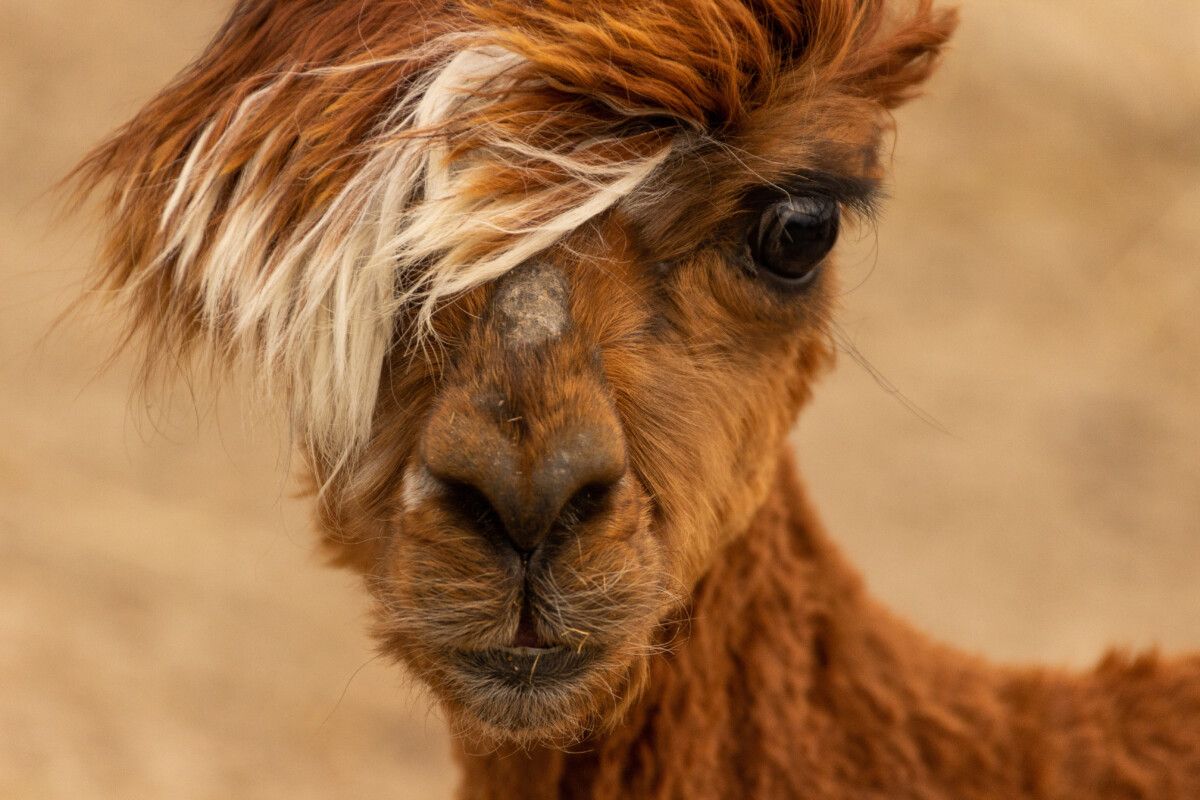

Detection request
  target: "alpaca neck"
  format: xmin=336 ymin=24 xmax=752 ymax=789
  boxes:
xmin=455 ymin=451 xmax=1200 ymax=799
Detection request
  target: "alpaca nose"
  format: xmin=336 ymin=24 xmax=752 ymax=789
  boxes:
xmin=422 ymin=419 xmax=626 ymax=556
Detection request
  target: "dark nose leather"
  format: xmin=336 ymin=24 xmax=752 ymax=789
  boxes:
xmin=423 ymin=419 xmax=625 ymax=556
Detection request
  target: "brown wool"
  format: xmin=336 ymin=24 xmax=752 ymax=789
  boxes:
xmin=71 ymin=1 xmax=1200 ymax=798
xmin=459 ymin=457 xmax=1200 ymax=799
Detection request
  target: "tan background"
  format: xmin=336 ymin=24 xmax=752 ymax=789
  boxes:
xmin=2 ymin=1 xmax=1197 ymax=797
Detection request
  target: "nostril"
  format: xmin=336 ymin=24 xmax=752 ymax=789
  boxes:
xmin=436 ymin=472 xmax=620 ymax=559
xmin=440 ymin=480 xmax=512 ymax=552
xmin=555 ymin=480 xmax=616 ymax=531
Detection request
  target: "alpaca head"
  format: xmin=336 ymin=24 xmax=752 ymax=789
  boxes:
xmin=76 ymin=0 xmax=954 ymax=745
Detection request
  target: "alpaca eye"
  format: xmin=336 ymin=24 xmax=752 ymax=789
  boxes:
xmin=748 ymin=196 xmax=840 ymax=286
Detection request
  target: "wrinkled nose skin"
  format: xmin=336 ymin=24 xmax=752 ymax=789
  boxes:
xmin=419 ymin=262 xmax=628 ymax=558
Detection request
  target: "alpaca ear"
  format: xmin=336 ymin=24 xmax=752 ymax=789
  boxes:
xmin=846 ymin=3 xmax=959 ymax=109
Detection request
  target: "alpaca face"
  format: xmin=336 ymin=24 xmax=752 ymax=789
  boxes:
xmin=76 ymin=0 xmax=954 ymax=746
xmin=357 ymin=205 xmax=843 ymax=742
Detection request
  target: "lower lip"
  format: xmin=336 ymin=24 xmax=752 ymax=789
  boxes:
xmin=457 ymin=646 xmax=599 ymax=685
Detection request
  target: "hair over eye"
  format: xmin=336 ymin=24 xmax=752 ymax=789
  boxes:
xmin=747 ymin=196 xmax=840 ymax=287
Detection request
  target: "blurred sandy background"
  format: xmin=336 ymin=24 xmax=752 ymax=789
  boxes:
xmin=1 ymin=1 xmax=1197 ymax=797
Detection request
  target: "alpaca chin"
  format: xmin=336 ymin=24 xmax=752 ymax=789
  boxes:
xmin=440 ymin=642 xmax=655 ymax=747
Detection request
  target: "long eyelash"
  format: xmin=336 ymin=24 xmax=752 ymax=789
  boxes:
xmin=776 ymin=169 xmax=884 ymax=221
xmin=738 ymin=169 xmax=883 ymax=229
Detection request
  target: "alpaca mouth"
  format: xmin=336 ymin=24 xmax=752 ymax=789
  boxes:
xmin=456 ymin=645 xmax=601 ymax=688
xmin=437 ymin=640 xmax=616 ymax=739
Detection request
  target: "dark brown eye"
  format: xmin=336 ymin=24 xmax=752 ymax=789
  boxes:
xmin=748 ymin=196 xmax=840 ymax=286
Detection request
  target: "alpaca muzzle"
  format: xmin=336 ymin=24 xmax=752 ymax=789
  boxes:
xmin=416 ymin=260 xmax=632 ymax=563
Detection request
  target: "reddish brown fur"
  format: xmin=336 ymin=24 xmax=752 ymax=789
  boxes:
xmin=72 ymin=1 xmax=1200 ymax=798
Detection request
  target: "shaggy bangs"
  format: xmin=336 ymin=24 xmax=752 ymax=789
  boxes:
xmin=72 ymin=0 xmax=952 ymax=461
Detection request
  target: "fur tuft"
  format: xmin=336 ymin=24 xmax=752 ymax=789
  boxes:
xmin=72 ymin=0 xmax=954 ymax=462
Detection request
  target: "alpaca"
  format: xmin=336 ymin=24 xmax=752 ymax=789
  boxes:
xmin=72 ymin=0 xmax=1200 ymax=797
